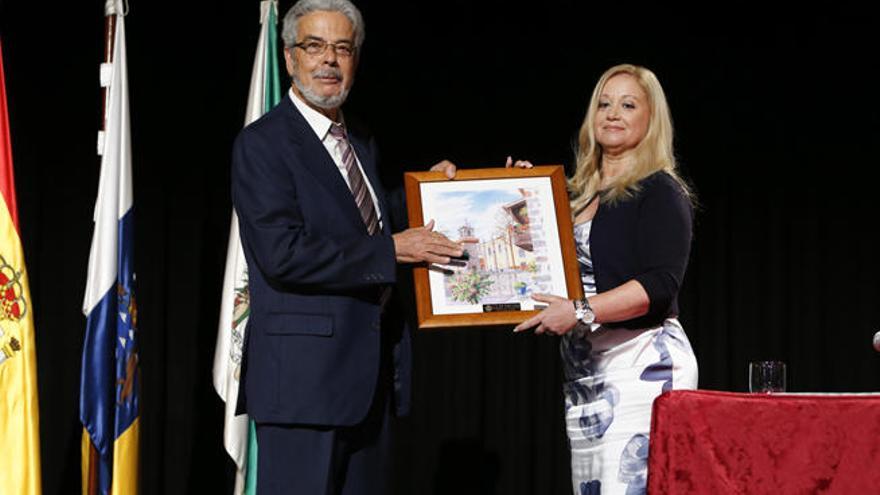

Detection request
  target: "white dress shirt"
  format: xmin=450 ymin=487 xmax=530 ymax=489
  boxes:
xmin=288 ymin=89 xmax=383 ymax=229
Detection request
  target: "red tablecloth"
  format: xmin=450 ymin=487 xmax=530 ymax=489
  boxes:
xmin=647 ymin=390 xmax=880 ymax=494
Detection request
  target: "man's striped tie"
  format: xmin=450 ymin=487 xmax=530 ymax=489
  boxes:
xmin=329 ymin=123 xmax=380 ymax=235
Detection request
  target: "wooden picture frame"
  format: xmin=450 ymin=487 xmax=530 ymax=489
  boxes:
xmin=404 ymin=165 xmax=583 ymax=329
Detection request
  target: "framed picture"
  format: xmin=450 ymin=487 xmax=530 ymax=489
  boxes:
xmin=404 ymin=165 xmax=584 ymax=329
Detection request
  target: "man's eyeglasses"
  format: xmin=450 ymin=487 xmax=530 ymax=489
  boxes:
xmin=293 ymin=39 xmax=356 ymax=58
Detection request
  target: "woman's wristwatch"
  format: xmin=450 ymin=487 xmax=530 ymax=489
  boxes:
xmin=573 ymin=298 xmax=595 ymax=325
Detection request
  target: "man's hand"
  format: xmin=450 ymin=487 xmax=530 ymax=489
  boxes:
xmin=393 ymin=220 xmax=467 ymax=264
xmin=429 ymin=160 xmax=457 ymax=179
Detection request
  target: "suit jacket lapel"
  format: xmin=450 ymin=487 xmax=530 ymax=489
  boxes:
xmin=281 ymin=98 xmax=371 ymax=233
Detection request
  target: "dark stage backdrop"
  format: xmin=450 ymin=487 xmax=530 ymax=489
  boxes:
xmin=1 ymin=1 xmax=878 ymax=493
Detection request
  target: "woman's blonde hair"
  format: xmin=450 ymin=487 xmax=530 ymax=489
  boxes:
xmin=569 ymin=64 xmax=691 ymax=214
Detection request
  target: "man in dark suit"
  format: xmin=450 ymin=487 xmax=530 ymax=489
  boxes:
xmin=231 ymin=0 xmax=464 ymax=493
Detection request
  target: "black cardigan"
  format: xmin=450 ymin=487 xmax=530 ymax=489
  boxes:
xmin=589 ymin=171 xmax=693 ymax=329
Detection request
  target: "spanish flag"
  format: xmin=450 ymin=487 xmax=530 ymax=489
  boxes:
xmin=0 ymin=38 xmax=44 ymax=495
xmin=79 ymin=3 xmax=139 ymax=494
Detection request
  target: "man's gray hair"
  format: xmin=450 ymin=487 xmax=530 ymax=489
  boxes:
xmin=281 ymin=0 xmax=365 ymax=49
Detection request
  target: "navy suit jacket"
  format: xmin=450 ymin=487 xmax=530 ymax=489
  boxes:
xmin=231 ymin=96 xmax=411 ymax=426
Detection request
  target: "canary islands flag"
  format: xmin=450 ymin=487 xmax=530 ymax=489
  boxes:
xmin=79 ymin=3 xmax=139 ymax=494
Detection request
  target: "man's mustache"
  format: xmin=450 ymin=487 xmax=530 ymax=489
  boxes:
xmin=312 ymin=68 xmax=342 ymax=80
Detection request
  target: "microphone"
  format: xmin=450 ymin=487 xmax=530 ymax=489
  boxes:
xmin=874 ymin=331 xmax=880 ymax=352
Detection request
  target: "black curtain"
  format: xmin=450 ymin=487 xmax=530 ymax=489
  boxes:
xmin=1 ymin=1 xmax=878 ymax=493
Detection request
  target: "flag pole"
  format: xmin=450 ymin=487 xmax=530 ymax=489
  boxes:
xmin=102 ymin=18 xmax=115 ymax=128
xmin=102 ymin=2 xmax=117 ymax=130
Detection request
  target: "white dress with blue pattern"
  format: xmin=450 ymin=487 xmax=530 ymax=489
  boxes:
xmin=562 ymin=220 xmax=698 ymax=495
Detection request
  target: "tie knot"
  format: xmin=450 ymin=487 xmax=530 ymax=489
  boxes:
xmin=329 ymin=123 xmax=346 ymax=141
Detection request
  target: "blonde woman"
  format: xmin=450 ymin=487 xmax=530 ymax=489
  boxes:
xmin=513 ymin=64 xmax=698 ymax=495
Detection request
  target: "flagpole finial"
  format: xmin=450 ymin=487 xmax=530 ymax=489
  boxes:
xmin=104 ymin=0 xmax=129 ymax=17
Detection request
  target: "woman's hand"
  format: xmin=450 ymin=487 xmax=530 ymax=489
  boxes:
xmin=513 ymin=294 xmax=578 ymax=335
xmin=505 ymin=156 xmax=534 ymax=169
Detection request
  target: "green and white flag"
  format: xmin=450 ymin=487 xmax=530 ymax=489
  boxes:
xmin=212 ymin=1 xmax=281 ymax=493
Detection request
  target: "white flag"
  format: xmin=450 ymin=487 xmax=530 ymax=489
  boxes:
xmin=212 ymin=1 xmax=281 ymax=493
